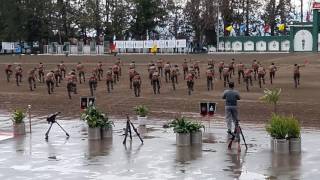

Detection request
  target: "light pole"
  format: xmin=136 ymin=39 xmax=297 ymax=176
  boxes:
xmin=216 ymin=2 xmax=221 ymax=52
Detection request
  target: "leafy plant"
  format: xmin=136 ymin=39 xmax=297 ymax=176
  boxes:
xmin=11 ymin=109 xmax=26 ymax=124
xmin=188 ymin=121 xmax=205 ymax=133
xmin=266 ymin=114 xmax=288 ymax=139
xmin=81 ymin=106 xmax=113 ymax=128
xmin=170 ymin=117 xmax=192 ymax=133
xmin=287 ymin=116 xmax=301 ymax=139
xmin=134 ymin=105 xmax=149 ymax=117
xmin=169 ymin=117 xmax=204 ymax=133
xmin=260 ymin=88 xmax=281 ymax=114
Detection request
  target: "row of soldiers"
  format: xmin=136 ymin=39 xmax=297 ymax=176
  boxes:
xmin=4 ymin=59 xmax=123 ymax=99
xmin=4 ymin=58 xmax=305 ymax=99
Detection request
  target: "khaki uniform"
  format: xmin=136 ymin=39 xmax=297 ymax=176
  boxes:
xmin=132 ymin=74 xmax=141 ymax=97
xmin=76 ymin=64 xmax=85 ymax=83
xmin=45 ymin=72 xmax=55 ymax=94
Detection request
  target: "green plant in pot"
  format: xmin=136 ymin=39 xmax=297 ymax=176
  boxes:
xmin=260 ymin=88 xmax=281 ymax=114
xmin=81 ymin=106 xmax=113 ymax=140
xmin=170 ymin=117 xmax=192 ymax=146
xmin=287 ymin=116 xmax=301 ymax=153
xmin=189 ymin=121 xmax=205 ymax=144
xmin=134 ymin=105 xmax=149 ymax=126
xmin=11 ymin=109 xmax=26 ymax=135
xmin=266 ymin=114 xmax=289 ymax=153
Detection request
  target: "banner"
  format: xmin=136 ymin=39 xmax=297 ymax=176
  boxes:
xmin=134 ymin=41 xmax=144 ymax=48
xmin=176 ymin=39 xmax=187 ymax=48
xmin=2 ymin=42 xmax=14 ymax=50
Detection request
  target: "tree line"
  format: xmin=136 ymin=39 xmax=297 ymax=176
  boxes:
xmin=0 ymin=0 xmax=293 ymax=46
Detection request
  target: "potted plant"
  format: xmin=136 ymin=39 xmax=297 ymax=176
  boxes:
xmin=100 ymin=114 xmax=114 ymax=139
xmin=188 ymin=121 xmax=205 ymax=144
xmin=11 ymin=109 xmax=26 ymax=136
xmin=81 ymin=106 xmax=111 ymax=140
xmin=287 ymin=116 xmax=301 ymax=153
xmin=134 ymin=105 xmax=149 ymax=126
xmin=170 ymin=117 xmax=191 ymax=146
xmin=266 ymin=114 xmax=289 ymax=154
xmin=260 ymin=88 xmax=281 ymax=114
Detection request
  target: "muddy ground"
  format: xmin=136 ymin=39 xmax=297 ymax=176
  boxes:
xmin=0 ymin=53 xmax=319 ymax=127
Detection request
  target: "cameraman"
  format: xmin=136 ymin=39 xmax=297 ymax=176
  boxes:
xmin=222 ymin=82 xmax=241 ymax=152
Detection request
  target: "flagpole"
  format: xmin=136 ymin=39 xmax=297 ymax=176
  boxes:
xmin=216 ymin=2 xmax=220 ymax=52
xmin=301 ymin=0 xmax=303 ymax=22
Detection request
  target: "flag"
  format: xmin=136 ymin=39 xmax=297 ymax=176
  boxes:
xmin=151 ymin=44 xmax=157 ymax=54
xmin=226 ymin=25 xmax=233 ymax=32
xmin=278 ymin=24 xmax=285 ymax=31
xmin=264 ymin=24 xmax=270 ymax=33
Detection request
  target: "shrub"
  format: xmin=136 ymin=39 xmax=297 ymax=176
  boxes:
xmin=11 ymin=109 xmax=26 ymax=124
xmin=134 ymin=105 xmax=149 ymax=117
xmin=81 ymin=106 xmax=112 ymax=128
xmin=188 ymin=121 xmax=205 ymax=133
xmin=287 ymin=116 xmax=301 ymax=138
xmin=170 ymin=117 xmax=204 ymax=133
xmin=170 ymin=117 xmax=192 ymax=133
xmin=266 ymin=114 xmax=288 ymax=139
xmin=260 ymin=88 xmax=281 ymax=114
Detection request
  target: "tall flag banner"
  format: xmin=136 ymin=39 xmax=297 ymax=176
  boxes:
xmin=278 ymin=24 xmax=285 ymax=31
xmin=151 ymin=44 xmax=157 ymax=54
xmin=226 ymin=25 xmax=233 ymax=32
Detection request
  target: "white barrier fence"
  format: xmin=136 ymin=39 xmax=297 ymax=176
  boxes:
xmin=43 ymin=39 xmax=188 ymax=55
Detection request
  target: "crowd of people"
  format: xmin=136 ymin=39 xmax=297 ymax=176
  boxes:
xmin=3 ymin=57 xmax=306 ymax=99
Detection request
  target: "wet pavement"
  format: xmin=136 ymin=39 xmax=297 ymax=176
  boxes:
xmin=0 ymin=118 xmax=320 ymax=180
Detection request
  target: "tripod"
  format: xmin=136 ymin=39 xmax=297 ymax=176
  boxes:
xmin=45 ymin=112 xmax=70 ymax=140
xmin=228 ymin=123 xmax=248 ymax=150
xmin=123 ymin=115 xmax=143 ymax=144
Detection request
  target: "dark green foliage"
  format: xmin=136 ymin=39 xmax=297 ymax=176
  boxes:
xmin=170 ymin=117 xmax=204 ymax=133
xmin=81 ymin=106 xmax=113 ymax=128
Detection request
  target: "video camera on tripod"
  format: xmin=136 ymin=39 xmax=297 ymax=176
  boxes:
xmin=47 ymin=112 xmax=61 ymax=123
xmin=45 ymin=112 xmax=70 ymax=140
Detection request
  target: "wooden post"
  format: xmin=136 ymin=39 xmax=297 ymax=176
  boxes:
xmin=28 ymin=105 xmax=32 ymax=133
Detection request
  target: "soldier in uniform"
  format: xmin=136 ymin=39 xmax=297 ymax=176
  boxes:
xmin=45 ymin=71 xmax=55 ymax=94
xmin=132 ymin=72 xmax=142 ymax=97
xmin=28 ymin=68 xmax=37 ymax=91
xmin=293 ymin=64 xmax=305 ymax=88
xmin=229 ymin=59 xmax=235 ymax=78
xmin=97 ymin=61 xmax=103 ymax=81
xmin=54 ymin=65 xmax=62 ymax=87
xmin=112 ymin=63 xmax=120 ymax=84
xmin=186 ymin=72 xmax=194 ymax=96
xmin=171 ymin=65 xmax=179 ymax=90
xmin=269 ymin=62 xmax=277 ymax=84
xmin=164 ymin=61 xmax=171 ymax=83
xmin=60 ymin=61 xmax=66 ymax=79
xmin=148 ymin=64 xmax=156 ymax=84
xmin=38 ymin=62 xmax=45 ymax=83
xmin=5 ymin=64 xmax=13 ymax=82
xmin=132 ymin=72 xmax=141 ymax=97
xmin=237 ymin=62 xmax=245 ymax=84
xmin=76 ymin=62 xmax=85 ymax=84
xmin=15 ymin=64 xmax=23 ymax=86
xmin=156 ymin=58 xmax=164 ymax=76
xmin=244 ymin=67 xmax=253 ymax=91
xmin=218 ymin=61 xmax=224 ymax=80
xmin=129 ymin=67 xmax=136 ymax=89
xmin=129 ymin=61 xmax=136 ymax=69
xmin=106 ymin=68 xmax=113 ymax=93
xmin=252 ymin=59 xmax=259 ymax=80
xmin=206 ymin=67 xmax=214 ymax=91
xmin=116 ymin=58 xmax=122 ymax=76
xmin=182 ymin=59 xmax=188 ymax=79
xmin=223 ymin=65 xmax=230 ymax=87
xmin=194 ymin=61 xmax=200 ymax=78
xmin=89 ymin=72 xmax=98 ymax=96
xmin=152 ymin=70 xmax=161 ymax=94
xmin=66 ymin=70 xmax=77 ymax=99
xmin=258 ymin=64 xmax=266 ymax=88
xmin=229 ymin=59 xmax=235 ymax=77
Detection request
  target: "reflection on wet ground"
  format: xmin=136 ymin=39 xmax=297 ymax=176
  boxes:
xmin=0 ymin=117 xmax=320 ymax=179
